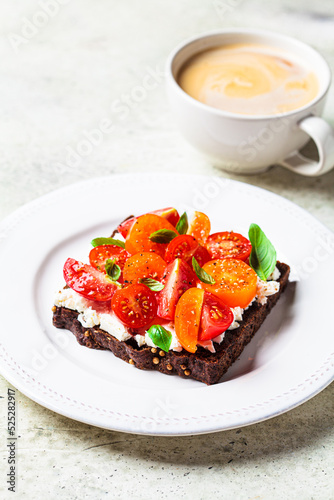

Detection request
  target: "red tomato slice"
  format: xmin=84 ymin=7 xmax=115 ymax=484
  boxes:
xmin=63 ymin=258 xmax=117 ymax=302
xmin=193 ymin=244 xmax=211 ymax=267
xmin=89 ymin=245 xmax=130 ymax=273
xmin=125 ymin=214 xmax=178 ymax=258
xmin=123 ymin=252 xmax=166 ymax=285
xmin=201 ymin=259 xmax=257 ymax=308
xmin=165 ymin=235 xmax=199 ymax=263
xmin=153 ymin=207 xmax=179 ymax=226
xmin=174 ymin=288 xmax=204 ymax=353
xmin=187 ymin=211 xmax=211 ymax=244
xmin=157 ymin=258 xmax=196 ymax=321
xmin=111 ymin=283 xmax=157 ymax=328
xmin=198 ymin=292 xmax=233 ymax=341
xmin=118 ymin=207 xmax=180 ymax=238
xmin=206 ymin=231 xmax=252 ymax=261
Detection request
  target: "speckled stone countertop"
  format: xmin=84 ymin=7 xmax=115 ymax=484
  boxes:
xmin=0 ymin=1 xmax=333 ymax=499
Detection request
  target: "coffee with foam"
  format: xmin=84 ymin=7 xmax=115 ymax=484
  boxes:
xmin=177 ymin=43 xmax=319 ymax=116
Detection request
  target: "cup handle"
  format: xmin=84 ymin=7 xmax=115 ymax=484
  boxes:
xmin=278 ymin=115 xmax=334 ymax=176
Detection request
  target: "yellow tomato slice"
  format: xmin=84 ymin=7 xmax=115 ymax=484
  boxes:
xmin=174 ymin=288 xmax=204 ymax=353
xmin=201 ymin=259 xmax=257 ymax=308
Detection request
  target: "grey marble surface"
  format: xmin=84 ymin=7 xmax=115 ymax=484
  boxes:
xmin=0 ymin=1 xmax=333 ymax=499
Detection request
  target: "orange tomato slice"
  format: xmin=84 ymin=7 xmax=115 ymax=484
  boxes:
xmin=125 ymin=214 xmax=178 ymax=258
xmin=174 ymin=287 xmax=204 ymax=353
xmin=201 ymin=259 xmax=257 ymax=308
xmin=122 ymin=252 xmax=166 ymax=285
xmin=187 ymin=211 xmax=211 ymax=244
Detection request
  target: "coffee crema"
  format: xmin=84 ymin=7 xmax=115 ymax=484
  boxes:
xmin=177 ymin=43 xmax=319 ymax=115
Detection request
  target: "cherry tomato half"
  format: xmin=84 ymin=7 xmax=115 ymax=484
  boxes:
xmin=123 ymin=252 xmax=166 ymax=285
xmin=111 ymin=283 xmax=157 ymax=328
xmin=201 ymin=259 xmax=257 ymax=308
xmin=174 ymin=287 xmax=204 ymax=353
xmin=157 ymin=258 xmax=196 ymax=321
xmin=125 ymin=214 xmax=178 ymax=258
xmin=63 ymin=258 xmax=117 ymax=302
xmin=206 ymin=231 xmax=252 ymax=261
xmin=187 ymin=211 xmax=211 ymax=245
xmin=165 ymin=235 xmax=199 ymax=263
xmin=117 ymin=216 xmax=136 ymax=239
xmin=193 ymin=244 xmax=211 ymax=267
xmin=118 ymin=207 xmax=180 ymax=238
xmin=198 ymin=292 xmax=233 ymax=341
xmin=89 ymin=245 xmax=130 ymax=273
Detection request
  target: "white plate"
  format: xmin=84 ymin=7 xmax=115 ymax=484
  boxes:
xmin=0 ymin=173 xmax=333 ymax=436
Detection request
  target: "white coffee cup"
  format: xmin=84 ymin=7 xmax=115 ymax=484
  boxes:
xmin=166 ymin=29 xmax=334 ymax=176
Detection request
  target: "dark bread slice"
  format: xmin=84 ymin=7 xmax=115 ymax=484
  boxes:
xmin=53 ymin=262 xmax=290 ymax=385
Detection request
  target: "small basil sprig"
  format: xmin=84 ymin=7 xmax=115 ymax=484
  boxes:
xmin=147 ymin=325 xmax=172 ymax=352
xmin=91 ymin=237 xmax=125 ymax=249
xmin=248 ymin=223 xmax=277 ymax=281
xmin=139 ymin=278 xmax=164 ymax=291
xmin=149 ymin=229 xmax=178 ymax=244
xmin=176 ymin=212 xmax=188 ymax=235
xmin=192 ymin=257 xmax=216 ymax=284
xmin=105 ymin=259 xmax=121 ymax=281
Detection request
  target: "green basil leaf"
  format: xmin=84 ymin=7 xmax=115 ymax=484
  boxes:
xmin=147 ymin=325 xmax=172 ymax=352
xmin=248 ymin=223 xmax=277 ymax=281
xmin=91 ymin=237 xmax=125 ymax=249
xmin=192 ymin=257 xmax=216 ymax=284
xmin=105 ymin=259 xmax=121 ymax=281
xmin=176 ymin=212 xmax=188 ymax=235
xmin=139 ymin=278 xmax=165 ymax=291
xmin=149 ymin=229 xmax=178 ymax=244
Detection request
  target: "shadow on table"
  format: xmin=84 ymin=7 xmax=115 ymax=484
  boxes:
xmin=78 ymin=381 xmax=333 ymax=467
xmin=219 ymin=138 xmax=334 ymax=212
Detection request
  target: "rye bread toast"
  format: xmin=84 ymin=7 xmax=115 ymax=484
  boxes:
xmin=53 ymin=261 xmax=290 ymax=385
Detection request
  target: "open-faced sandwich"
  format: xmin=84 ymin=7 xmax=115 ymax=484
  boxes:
xmin=52 ymin=207 xmax=290 ymax=384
